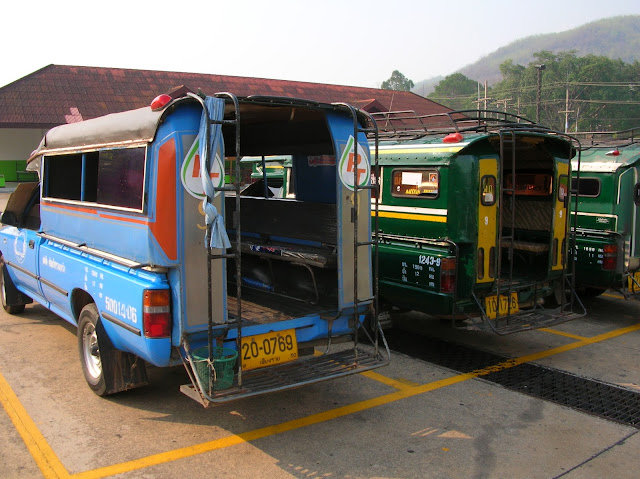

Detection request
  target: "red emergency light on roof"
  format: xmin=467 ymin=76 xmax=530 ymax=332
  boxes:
xmin=443 ymin=132 xmax=464 ymax=144
xmin=151 ymin=94 xmax=172 ymax=111
xmin=606 ymin=149 xmax=621 ymax=157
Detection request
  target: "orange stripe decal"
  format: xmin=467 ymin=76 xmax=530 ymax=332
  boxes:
xmin=149 ymin=139 xmax=178 ymax=261
xmin=43 ymin=200 xmax=149 ymax=226
xmin=42 ymin=202 xmax=98 ymax=216
xmin=98 ymin=213 xmax=148 ymax=225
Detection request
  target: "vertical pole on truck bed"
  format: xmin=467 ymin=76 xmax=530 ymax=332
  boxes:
xmin=186 ymin=92 xmax=243 ymax=396
xmin=564 ymin=137 xmax=582 ymax=313
xmin=214 ymin=92 xmax=243 ymax=388
xmin=333 ymin=103 xmax=381 ymax=351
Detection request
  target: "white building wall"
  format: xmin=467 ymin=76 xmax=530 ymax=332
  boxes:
xmin=0 ymin=128 xmax=47 ymax=162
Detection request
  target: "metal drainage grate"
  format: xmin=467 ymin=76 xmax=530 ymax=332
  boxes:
xmin=386 ymin=330 xmax=640 ymax=428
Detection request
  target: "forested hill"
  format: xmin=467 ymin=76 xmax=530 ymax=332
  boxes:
xmin=413 ymin=15 xmax=640 ymax=94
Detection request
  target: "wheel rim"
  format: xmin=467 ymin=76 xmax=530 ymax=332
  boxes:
xmin=82 ymin=322 xmax=102 ymax=381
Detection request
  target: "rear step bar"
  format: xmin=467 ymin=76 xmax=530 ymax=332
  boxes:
xmin=466 ymin=279 xmax=586 ymax=335
xmin=462 ymin=306 xmax=585 ymax=335
xmin=179 ymin=342 xmax=388 ymax=406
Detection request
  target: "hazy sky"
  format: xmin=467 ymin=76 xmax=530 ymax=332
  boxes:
xmin=3 ymin=0 xmax=640 ymax=90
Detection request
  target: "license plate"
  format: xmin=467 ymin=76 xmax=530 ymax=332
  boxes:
xmin=628 ymin=272 xmax=640 ymax=292
xmin=485 ymin=292 xmax=519 ymax=319
xmin=240 ymin=329 xmax=298 ymax=371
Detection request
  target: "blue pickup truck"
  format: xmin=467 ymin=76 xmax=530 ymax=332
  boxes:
xmin=0 ymin=92 xmax=388 ymax=406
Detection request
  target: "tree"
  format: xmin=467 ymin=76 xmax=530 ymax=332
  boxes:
xmin=489 ymin=51 xmax=640 ymax=131
xmin=381 ymin=70 xmax=415 ymax=91
xmin=428 ymin=73 xmax=479 ymax=110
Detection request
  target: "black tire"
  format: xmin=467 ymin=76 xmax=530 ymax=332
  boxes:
xmin=0 ymin=261 xmax=25 ymax=314
xmin=78 ymin=303 xmax=108 ymax=396
xmin=77 ymin=303 xmax=148 ymax=396
xmin=545 ymin=279 xmax=568 ymax=308
xmin=582 ymin=287 xmax=606 ymax=298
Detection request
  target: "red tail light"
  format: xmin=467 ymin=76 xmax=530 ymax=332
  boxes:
xmin=440 ymin=258 xmax=456 ymax=293
xmin=603 ymin=244 xmax=618 ymax=271
xmin=143 ymin=290 xmax=171 ymax=338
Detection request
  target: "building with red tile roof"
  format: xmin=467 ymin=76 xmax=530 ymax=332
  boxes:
xmin=0 ymin=64 xmax=452 ymax=180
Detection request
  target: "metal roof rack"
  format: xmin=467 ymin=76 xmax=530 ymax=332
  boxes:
xmin=369 ymin=109 xmax=549 ymax=140
xmin=571 ymin=127 xmax=640 ymax=149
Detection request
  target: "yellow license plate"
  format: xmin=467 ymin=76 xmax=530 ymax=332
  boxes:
xmin=240 ymin=329 xmax=298 ymax=371
xmin=485 ymin=292 xmax=519 ymax=319
xmin=628 ymin=271 xmax=640 ymax=292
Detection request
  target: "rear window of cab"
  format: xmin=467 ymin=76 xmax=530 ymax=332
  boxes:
xmin=574 ymin=177 xmax=601 ymax=197
xmin=391 ymin=169 xmax=439 ymax=199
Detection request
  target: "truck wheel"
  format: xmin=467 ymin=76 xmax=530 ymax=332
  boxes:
xmin=546 ymin=279 xmax=569 ymax=308
xmin=78 ymin=304 xmax=109 ymax=396
xmin=77 ymin=303 xmax=148 ymax=396
xmin=0 ymin=261 xmax=25 ymax=314
xmin=583 ymin=287 xmax=606 ymax=298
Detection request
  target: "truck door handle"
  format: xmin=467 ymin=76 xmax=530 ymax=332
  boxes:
xmin=28 ymin=240 xmax=35 ymax=249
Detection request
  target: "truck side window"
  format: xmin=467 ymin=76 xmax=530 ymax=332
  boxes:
xmin=575 ymin=178 xmax=600 ymax=198
xmin=43 ymin=147 xmax=146 ymax=211
xmin=96 ymin=148 xmax=145 ymax=209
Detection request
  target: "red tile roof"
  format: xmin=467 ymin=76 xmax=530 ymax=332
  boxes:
xmin=0 ymin=65 xmax=452 ymax=129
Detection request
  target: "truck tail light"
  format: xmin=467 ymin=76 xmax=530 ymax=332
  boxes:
xmin=440 ymin=258 xmax=456 ymax=294
xmin=603 ymin=244 xmax=618 ymax=271
xmin=143 ymin=290 xmax=171 ymax=338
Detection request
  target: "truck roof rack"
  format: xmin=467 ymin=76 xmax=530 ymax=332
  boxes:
xmin=572 ymin=127 xmax=640 ymax=149
xmin=369 ymin=109 xmax=549 ymax=141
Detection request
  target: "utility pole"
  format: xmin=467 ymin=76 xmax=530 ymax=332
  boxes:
xmin=473 ymin=81 xmax=493 ymax=117
xmin=535 ymin=64 xmax=546 ymax=123
xmin=484 ymin=81 xmax=490 ymax=110
xmin=558 ymin=87 xmax=574 ymax=133
xmin=496 ymin=98 xmax=512 ymax=112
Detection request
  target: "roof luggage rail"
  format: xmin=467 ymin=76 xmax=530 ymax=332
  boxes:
xmin=369 ymin=109 xmax=553 ymax=140
xmin=572 ymin=126 xmax=640 ymax=149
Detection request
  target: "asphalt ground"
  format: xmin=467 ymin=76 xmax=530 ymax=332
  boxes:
xmin=1 ymin=187 xmax=640 ymax=478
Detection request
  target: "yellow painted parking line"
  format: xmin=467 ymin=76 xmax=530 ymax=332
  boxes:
xmin=4 ymin=322 xmax=640 ymax=479
xmin=603 ymin=292 xmax=625 ymax=300
xmin=359 ymin=370 xmax=415 ymax=390
xmin=0 ymin=371 xmax=70 ymax=479
xmin=538 ymin=328 xmax=588 ymax=340
xmin=72 ymin=322 xmax=640 ymax=479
